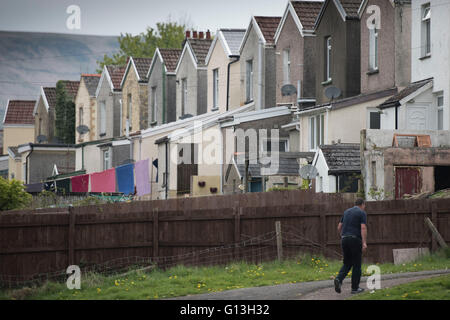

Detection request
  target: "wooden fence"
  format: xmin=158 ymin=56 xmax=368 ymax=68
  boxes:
xmin=1 ymin=190 xmax=449 ymax=286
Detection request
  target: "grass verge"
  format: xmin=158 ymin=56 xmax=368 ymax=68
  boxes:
xmin=1 ymin=251 xmax=449 ymax=300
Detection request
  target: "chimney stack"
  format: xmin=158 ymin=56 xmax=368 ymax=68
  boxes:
xmin=206 ymin=30 xmax=211 ymax=40
xmin=193 ymin=31 xmax=198 ymax=39
xmin=185 ymin=30 xmax=191 ymax=39
xmin=199 ymin=31 xmax=204 ymax=39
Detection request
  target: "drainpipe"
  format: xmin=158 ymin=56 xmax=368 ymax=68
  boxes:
xmin=226 ymin=56 xmax=240 ymax=111
xmin=395 ymin=104 xmax=399 ymax=130
xmin=25 ymin=144 xmax=33 ymax=184
xmin=257 ymin=39 xmax=264 ymax=110
xmin=162 ymin=63 xmax=167 ymax=123
xmin=165 ymin=140 xmax=169 ymax=199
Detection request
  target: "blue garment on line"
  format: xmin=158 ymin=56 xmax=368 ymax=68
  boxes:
xmin=115 ymin=163 xmax=135 ymax=195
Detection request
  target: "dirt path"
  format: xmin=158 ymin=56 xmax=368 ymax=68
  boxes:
xmin=170 ymin=269 xmax=450 ymax=300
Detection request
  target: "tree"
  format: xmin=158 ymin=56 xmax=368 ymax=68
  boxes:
xmin=0 ymin=177 xmax=31 ymax=211
xmin=55 ymin=81 xmax=76 ymax=144
xmin=97 ymin=22 xmax=186 ymax=72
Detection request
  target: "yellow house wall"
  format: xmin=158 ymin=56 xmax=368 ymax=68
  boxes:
xmin=3 ymin=126 xmax=34 ymax=154
xmin=75 ymin=79 xmax=98 ymax=143
xmin=122 ymin=69 xmax=149 ymax=133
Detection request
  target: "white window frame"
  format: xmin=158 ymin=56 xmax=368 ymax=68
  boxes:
xmin=283 ymin=49 xmax=291 ymax=84
xmin=151 ymin=86 xmax=157 ymax=124
xmin=261 ymin=138 xmax=289 ymax=153
xmin=213 ymin=68 xmax=219 ymax=110
xmin=369 ymin=26 xmax=379 ymax=70
xmin=437 ymin=94 xmax=444 ymax=130
xmin=99 ymin=100 xmax=106 ymax=135
xmin=325 ymin=37 xmax=332 ymax=81
xmin=309 ymin=114 xmax=325 ymax=151
xmin=246 ymin=60 xmax=253 ymax=102
xmin=127 ymin=94 xmax=132 ymax=130
xmin=103 ymin=148 xmax=111 ymax=170
xmin=422 ymin=3 xmax=431 ymax=57
xmin=181 ymin=78 xmax=187 ymax=116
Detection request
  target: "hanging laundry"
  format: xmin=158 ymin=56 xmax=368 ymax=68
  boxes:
xmin=152 ymin=158 xmax=158 ymax=183
xmin=115 ymin=163 xmax=135 ymax=195
xmin=44 ymin=181 xmax=56 ymax=192
xmin=135 ymin=159 xmax=151 ymax=196
xmin=90 ymin=168 xmax=116 ymax=193
xmin=71 ymin=174 xmax=89 ymax=193
xmin=56 ymin=178 xmax=71 ymax=195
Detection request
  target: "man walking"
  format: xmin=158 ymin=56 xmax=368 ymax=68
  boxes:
xmin=334 ymin=198 xmax=367 ymax=294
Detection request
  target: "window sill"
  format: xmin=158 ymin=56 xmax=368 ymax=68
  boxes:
xmin=419 ymin=54 xmax=431 ymax=60
xmin=150 ymin=121 xmax=158 ymax=126
xmin=245 ymin=99 xmax=254 ymax=105
xmin=367 ymin=69 xmax=379 ymax=75
xmin=99 ymin=133 xmax=106 ymax=138
xmin=211 ymin=107 xmax=219 ymax=112
xmin=321 ymin=79 xmax=332 ymax=86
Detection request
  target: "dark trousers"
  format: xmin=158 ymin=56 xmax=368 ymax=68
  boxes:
xmin=337 ymin=236 xmax=362 ymax=290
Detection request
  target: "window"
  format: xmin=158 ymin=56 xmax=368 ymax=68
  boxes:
xmin=246 ymin=60 xmax=253 ymax=102
xmin=78 ymin=107 xmax=83 ymax=126
xmin=99 ymin=101 xmax=106 ymax=135
xmin=369 ymin=111 xmax=381 ymax=129
xmin=261 ymin=138 xmax=288 ymax=153
xmin=181 ymin=78 xmax=187 ymax=116
xmin=103 ymin=148 xmax=111 ymax=170
xmin=422 ymin=3 xmax=431 ymax=56
xmin=213 ymin=68 xmax=219 ymax=109
xmin=310 ymin=114 xmax=325 ymax=150
xmin=369 ymin=26 xmax=379 ymax=70
xmin=127 ymin=94 xmax=132 ymax=130
xmin=38 ymin=118 xmax=42 ymax=136
xmin=283 ymin=49 xmax=291 ymax=84
xmin=437 ymin=95 xmax=444 ymax=130
xmin=325 ymin=37 xmax=332 ymax=81
xmin=151 ymin=86 xmax=157 ymax=124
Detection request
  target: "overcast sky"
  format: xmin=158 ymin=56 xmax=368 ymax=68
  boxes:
xmin=0 ymin=0 xmax=291 ymax=36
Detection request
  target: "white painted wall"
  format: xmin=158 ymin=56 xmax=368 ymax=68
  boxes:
xmin=313 ymin=148 xmax=336 ymax=193
xmin=411 ymin=0 xmax=450 ymax=130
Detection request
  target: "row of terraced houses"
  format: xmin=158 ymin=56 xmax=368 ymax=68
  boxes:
xmin=1 ymin=0 xmax=450 ymax=201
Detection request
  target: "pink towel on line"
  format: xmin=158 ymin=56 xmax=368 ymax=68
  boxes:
xmin=90 ymin=168 xmax=116 ymax=193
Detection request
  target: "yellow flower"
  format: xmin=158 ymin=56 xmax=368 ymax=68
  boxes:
xmin=97 ymin=288 xmax=101 ymax=293
xmin=114 ymin=280 xmax=119 ymax=286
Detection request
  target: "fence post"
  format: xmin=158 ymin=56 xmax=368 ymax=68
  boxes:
xmin=275 ymin=221 xmax=283 ymax=261
xmin=153 ymin=208 xmax=159 ymax=260
xmin=68 ymin=205 xmax=75 ymax=266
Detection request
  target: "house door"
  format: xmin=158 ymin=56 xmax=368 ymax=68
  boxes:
xmin=395 ymin=167 xmax=422 ymax=199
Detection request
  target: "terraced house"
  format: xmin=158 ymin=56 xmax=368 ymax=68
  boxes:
xmin=75 ymin=74 xmax=101 ymax=143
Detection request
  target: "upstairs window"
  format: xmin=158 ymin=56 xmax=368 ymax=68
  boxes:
xmin=421 ymin=3 xmax=431 ymax=57
xmin=437 ymin=95 xmax=444 ymax=130
xmin=213 ymin=68 xmax=219 ymax=109
xmin=127 ymin=94 xmax=132 ymax=131
xmin=151 ymin=86 xmax=157 ymax=124
xmin=310 ymin=114 xmax=325 ymax=151
xmin=246 ymin=60 xmax=253 ymax=102
xmin=99 ymin=101 xmax=106 ymax=135
xmin=369 ymin=26 xmax=379 ymax=70
xmin=325 ymin=37 xmax=332 ymax=81
xmin=103 ymin=148 xmax=111 ymax=170
xmin=181 ymin=78 xmax=187 ymax=116
xmin=283 ymin=49 xmax=291 ymax=84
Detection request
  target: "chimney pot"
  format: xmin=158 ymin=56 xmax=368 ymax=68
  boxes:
xmin=199 ymin=31 xmax=204 ymax=39
xmin=185 ymin=31 xmax=191 ymax=38
xmin=193 ymin=31 xmax=198 ymax=39
xmin=206 ymin=30 xmax=211 ymax=39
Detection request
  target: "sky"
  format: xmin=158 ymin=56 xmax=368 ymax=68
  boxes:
xmin=0 ymin=0 xmax=290 ymax=36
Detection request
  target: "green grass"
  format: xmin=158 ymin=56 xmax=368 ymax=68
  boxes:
xmin=1 ymin=251 xmax=449 ymax=300
xmin=350 ymin=274 xmax=450 ymax=300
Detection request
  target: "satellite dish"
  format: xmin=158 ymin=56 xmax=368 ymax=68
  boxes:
xmin=299 ymin=165 xmax=318 ymax=180
xmin=76 ymin=125 xmax=90 ymax=135
xmin=281 ymin=84 xmax=297 ymax=97
xmin=324 ymin=86 xmax=342 ymax=100
xmin=36 ymin=135 xmax=47 ymax=143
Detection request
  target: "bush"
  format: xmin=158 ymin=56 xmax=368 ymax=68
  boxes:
xmin=0 ymin=177 xmax=32 ymax=211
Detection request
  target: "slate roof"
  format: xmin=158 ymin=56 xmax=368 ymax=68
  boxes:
xmin=320 ymin=144 xmax=361 ymax=174
xmin=60 ymin=80 xmax=80 ymax=99
xmin=220 ymin=29 xmax=246 ymax=56
xmin=3 ymin=100 xmax=36 ymax=125
xmin=188 ymin=38 xmax=214 ymax=66
xmin=42 ymin=87 xmax=56 ymax=110
xmin=291 ymin=1 xmax=325 ymax=30
xmin=379 ymin=78 xmax=433 ymax=109
xmin=254 ymin=16 xmax=282 ymax=44
xmin=159 ymin=49 xmax=182 ymax=72
xmin=133 ymin=57 xmax=153 ymax=81
xmin=81 ymin=74 xmax=101 ymax=97
xmin=106 ymin=65 xmax=126 ymax=90
xmin=235 ymin=155 xmax=300 ymax=177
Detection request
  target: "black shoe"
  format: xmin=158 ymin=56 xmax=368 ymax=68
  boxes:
xmin=351 ymin=288 xmax=365 ymax=294
xmin=334 ymin=279 xmax=342 ymax=294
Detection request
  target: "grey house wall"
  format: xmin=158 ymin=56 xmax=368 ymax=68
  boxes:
xmin=112 ymin=144 xmax=130 ymax=167
xmin=166 ymin=74 xmax=177 ymax=123
xmin=315 ymin=2 xmax=361 ymax=105
xmin=148 ymin=58 xmax=164 ymax=126
xmin=97 ymin=76 xmax=121 ymax=139
xmin=197 ymin=69 xmax=208 ymax=115
xmin=29 ymin=151 xmax=75 ymax=183
xmin=240 ymin=25 xmax=277 ymax=110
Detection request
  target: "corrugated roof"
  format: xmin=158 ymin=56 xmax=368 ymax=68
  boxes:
xmin=254 ymin=16 xmax=282 ymax=44
xmin=291 ymin=1 xmax=324 ymax=30
xmin=220 ymin=29 xmax=246 ymax=55
xmin=3 ymin=100 xmax=36 ymax=125
xmin=320 ymin=143 xmax=361 ymax=174
xmin=188 ymin=38 xmax=213 ymax=66
xmin=159 ymin=49 xmax=182 ymax=72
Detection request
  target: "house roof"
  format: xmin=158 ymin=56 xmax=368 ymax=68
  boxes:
xmin=43 ymin=87 xmax=57 ymax=109
xmin=188 ymin=38 xmax=214 ymax=66
xmin=3 ymin=100 xmax=36 ymax=125
xmin=221 ymin=29 xmax=247 ymax=55
xmin=81 ymin=74 xmax=101 ymax=97
xmin=315 ymin=0 xmax=363 ymax=29
xmin=60 ymin=80 xmax=80 ymax=99
xmin=378 ymin=78 xmax=434 ymax=109
xmin=234 ymin=155 xmax=300 ymax=178
xmin=106 ymin=65 xmax=126 ymax=90
xmin=158 ymin=49 xmax=182 ymax=72
xmin=254 ymin=16 xmax=282 ymax=44
xmin=133 ymin=57 xmax=153 ymax=81
xmin=319 ymin=143 xmax=361 ymax=174
xmin=291 ymin=1 xmax=325 ymax=30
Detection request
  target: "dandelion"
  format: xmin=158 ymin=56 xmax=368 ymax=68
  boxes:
xmin=97 ymin=288 xmax=101 ymax=294
xmin=114 ymin=280 xmax=119 ymax=286
xmin=402 ymin=293 xmax=408 ymax=298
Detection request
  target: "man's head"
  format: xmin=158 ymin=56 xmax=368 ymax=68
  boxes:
xmin=355 ymin=198 xmax=366 ymax=210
